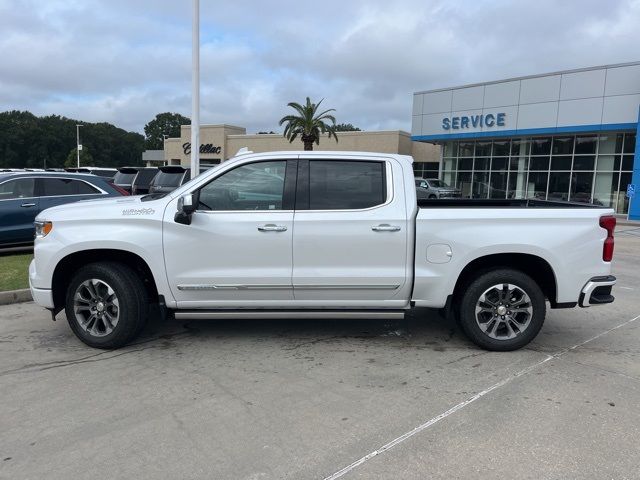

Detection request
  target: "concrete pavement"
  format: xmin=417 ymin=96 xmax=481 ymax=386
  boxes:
xmin=1 ymin=227 xmax=639 ymax=479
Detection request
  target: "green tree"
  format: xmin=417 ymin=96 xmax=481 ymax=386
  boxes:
xmin=334 ymin=123 xmax=361 ymax=132
xmin=65 ymin=147 xmax=94 ymax=168
xmin=279 ymin=97 xmax=338 ymax=151
xmin=144 ymin=112 xmax=191 ymax=149
xmin=0 ymin=110 xmax=144 ymax=169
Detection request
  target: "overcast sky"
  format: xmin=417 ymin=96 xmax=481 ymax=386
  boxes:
xmin=1 ymin=0 xmax=639 ymax=134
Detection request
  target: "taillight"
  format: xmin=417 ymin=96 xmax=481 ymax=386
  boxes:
xmin=599 ymin=215 xmax=616 ymax=262
xmin=110 ymin=182 xmax=130 ymax=196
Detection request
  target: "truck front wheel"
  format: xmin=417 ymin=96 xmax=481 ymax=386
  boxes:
xmin=458 ymin=268 xmax=546 ymax=351
xmin=64 ymin=262 xmax=148 ymax=349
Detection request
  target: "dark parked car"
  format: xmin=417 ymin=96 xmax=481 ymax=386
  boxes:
xmin=0 ymin=172 xmax=125 ymax=248
xmin=131 ymin=167 xmax=159 ymax=195
xmin=113 ymin=167 xmax=139 ymax=193
xmin=148 ymin=166 xmax=191 ymax=194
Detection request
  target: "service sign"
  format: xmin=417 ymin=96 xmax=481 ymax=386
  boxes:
xmin=442 ymin=112 xmax=506 ymax=131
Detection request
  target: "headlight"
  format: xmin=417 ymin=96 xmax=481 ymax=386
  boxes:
xmin=34 ymin=220 xmax=53 ymax=238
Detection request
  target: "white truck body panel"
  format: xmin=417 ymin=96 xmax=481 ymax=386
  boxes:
xmin=29 ymin=150 xmax=614 ymax=317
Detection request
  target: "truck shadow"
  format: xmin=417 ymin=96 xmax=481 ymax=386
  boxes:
xmin=137 ymin=307 xmax=471 ymax=351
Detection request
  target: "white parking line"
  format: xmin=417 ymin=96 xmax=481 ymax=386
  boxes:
xmin=323 ymin=313 xmax=640 ymax=480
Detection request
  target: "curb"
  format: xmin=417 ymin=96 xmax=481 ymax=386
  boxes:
xmin=0 ymin=289 xmax=33 ymax=306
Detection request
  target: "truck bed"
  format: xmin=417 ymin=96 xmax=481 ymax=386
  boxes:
xmin=417 ymin=198 xmax=606 ymax=208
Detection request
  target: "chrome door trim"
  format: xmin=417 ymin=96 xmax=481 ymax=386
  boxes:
xmin=294 ymin=284 xmax=400 ymax=290
xmin=177 ymin=284 xmax=292 ymax=291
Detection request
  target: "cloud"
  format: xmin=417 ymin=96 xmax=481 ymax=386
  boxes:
xmin=0 ymin=0 xmax=638 ymax=133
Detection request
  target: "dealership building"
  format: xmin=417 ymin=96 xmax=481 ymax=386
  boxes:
xmin=412 ymin=61 xmax=640 ymax=218
xmin=156 ymin=125 xmax=440 ymax=176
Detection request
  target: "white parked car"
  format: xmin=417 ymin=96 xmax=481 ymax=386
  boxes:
xmin=29 ymin=151 xmax=617 ymax=351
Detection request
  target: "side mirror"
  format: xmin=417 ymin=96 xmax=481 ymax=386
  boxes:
xmin=175 ymin=192 xmax=199 ymax=225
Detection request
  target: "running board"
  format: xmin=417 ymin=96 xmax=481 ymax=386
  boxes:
xmin=173 ymin=310 xmax=406 ymax=320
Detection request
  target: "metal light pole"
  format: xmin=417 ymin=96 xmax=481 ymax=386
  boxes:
xmin=76 ymin=124 xmax=83 ymax=168
xmin=191 ymin=0 xmax=200 ymax=176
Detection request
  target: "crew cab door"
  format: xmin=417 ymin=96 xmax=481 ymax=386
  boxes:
xmin=292 ymin=156 xmax=410 ymax=307
xmin=162 ymin=158 xmax=297 ymax=308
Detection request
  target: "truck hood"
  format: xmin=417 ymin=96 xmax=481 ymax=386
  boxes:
xmin=36 ymin=195 xmax=166 ymax=222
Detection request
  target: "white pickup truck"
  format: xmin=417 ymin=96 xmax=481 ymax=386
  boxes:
xmin=29 ymin=151 xmax=617 ymax=351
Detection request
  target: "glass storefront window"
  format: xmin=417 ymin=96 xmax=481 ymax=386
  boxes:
xmin=623 ymin=133 xmax=636 ymax=153
xmin=493 ymin=140 xmax=510 ymax=156
xmin=508 ymin=172 xmax=527 ymax=199
xmin=489 ymin=172 xmax=508 ymax=198
xmin=548 ymin=172 xmax=570 ymax=201
xmin=509 ymin=155 xmax=528 ymax=172
xmin=474 ymin=157 xmax=489 ymax=170
xmin=530 ymin=157 xmax=550 ymax=170
xmin=491 ymin=158 xmax=508 ymax=172
xmin=459 ymin=157 xmax=473 ymax=170
xmin=531 ymin=137 xmax=551 ymax=156
xmin=456 ymin=172 xmax=472 ymax=198
xmin=443 ymin=158 xmax=457 ymax=171
xmin=594 ymin=172 xmax=619 ymax=207
xmin=444 ymin=142 xmax=458 ymax=157
xmin=551 ymin=156 xmax=572 ymax=170
xmin=596 ymin=155 xmax=619 ymax=171
xmin=618 ymin=172 xmax=632 ymax=214
xmin=573 ymin=155 xmax=595 ymax=171
xmin=527 ymin=172 xmax=548 ymax=199
xmin=575 ymin=136 xmax=597 ymax=154
xmin=459 ymin=142 xmax=474 ymax=157
xmin=442 ymin=171 xmax=456 ymax=187
xmin=511 ymin=139 xmax=530 ymax=157
xmin=475 ymin=142 xmax=492 ymax=157
xmin=597 ymin=134 xmax=620 ymax=154
xmin=472 ymin=171 xmax=489 ymax=199
xmin=552 ymin=137 xmax=574 ymax=155
xmin=570 ymin=172 xmax=594 ymax=203
xmin=440 ymin=132 xmax=635 ymax=213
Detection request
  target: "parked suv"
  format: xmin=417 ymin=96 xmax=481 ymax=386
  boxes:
xmin=415 ymin=178 xmax=461 ymax=199
xmin=131 ymin=167 xmax=159 ymax=195
xmin=0 ymin=172 xmax=124 ymax=248
xmin=148 ymin=166 xmax=191 ymax=194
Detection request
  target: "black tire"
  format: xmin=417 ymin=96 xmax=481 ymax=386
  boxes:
xmin=65 ymin=262 xmax=148 ymax=349
xmin=458 ymin=268 xmax=546 ymax=351
xmin=428 ymin=194 xmax=437 ymax=199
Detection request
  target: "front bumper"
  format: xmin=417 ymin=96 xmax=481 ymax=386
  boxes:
xmin=29 ymin=260 xmax=54 ymax=309
xmin=579 ymin=275 xmax=616 ymax=308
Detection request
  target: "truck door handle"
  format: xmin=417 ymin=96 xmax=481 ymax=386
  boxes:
xmin=372 ymin=224 xmax=401 ymax=232
xmin=258 ymin=224 xmax=287 ymax=232
xmin=21 ymin=203 xmax=36 ymax=208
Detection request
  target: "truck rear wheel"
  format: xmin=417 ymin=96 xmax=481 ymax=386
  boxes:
xmin=65 ymin=262 xmax=148 ymax=349
xmin=458 ymin=268 xmax=545 ymax=351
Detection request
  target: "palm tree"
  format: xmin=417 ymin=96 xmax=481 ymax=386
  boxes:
xmin=279 ymin=97 xmax=338 ymax=151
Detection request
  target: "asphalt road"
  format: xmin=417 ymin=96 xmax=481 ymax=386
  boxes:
xmin=1 ymin=227 xmax=639 ymax=480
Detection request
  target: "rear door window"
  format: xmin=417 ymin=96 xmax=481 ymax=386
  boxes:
xmin=0 ymin=178 xmax=36 ymax=200
xmin=41 ymin=178 xmax=100 ymax=196
xmin=308 ymin=161 xmax=386 ymax=210
xmin=153 ymin=171 xmax=184 ymax=187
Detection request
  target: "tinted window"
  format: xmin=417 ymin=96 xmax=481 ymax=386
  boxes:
xmin=41 ymin=178 xmax=100 ymax=196
xmin=198 ymin=161 xmax=286 ymax=211
xmin=309 ymin=161 xmax=385 ymax=210
xmin=113 ymin=172 xmax=136 ymax=184
xmin=153 ymin=171 xmax=184 ymax=188
xmin=0 ymin=178 xmax=35 ymax=200
xmin=133 ymin=169 xmax=158 ymax=186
